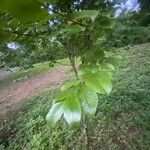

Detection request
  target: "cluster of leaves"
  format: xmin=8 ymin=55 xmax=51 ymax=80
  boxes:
xmin=41 ymin=3 xmax=123 ymax=125
xmin=46 ymin=53 xmax=122 ymax=125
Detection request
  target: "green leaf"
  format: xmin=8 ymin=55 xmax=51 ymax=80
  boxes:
xmin=7 ymin=18 xmax=20 ymax=27
xmin=80 ymin=66 xmax=106 ymax=94
xmin=63 ymin=94 xmax=81 ymax=125
xmin=0 ymin=21 xmax=9 ymax=29
xmin=23 ymin=27 xmax=34 ymax=35
xmin=79 ymin=85 xmax=98 ymax=116
xmin=61 ymin=80 xmax=80 ymax=91
xmin=56 ymin=90 xmax=70 ymax=101
xmin=46 ymin=102 xmax=63 ymax=126
xmin=66 ymin=10 xmax=99 ymax=22
xmin=96 ymin=70 xmax=112 ymax=94
xmin=83 ymin=73 xmax=106 ymax=94
xmin=102 ymin=63 xmax=115 ymax=71
xmin=35 ymin=14 xmax=57 ymax=28
xmin=81 ymin=69 xmax=112 ymax=94
xmin=60 ymin=25 xmax=85 ymax=35
xmin=0 ymin=0 xmax=47 ymax=22
xmin=0 ymin=30 xmax=11 ymax=42
xmin=50 ymin=24 xmax=85 ymax=37
xmin=78 ymin=64 xmax=99 ymax=75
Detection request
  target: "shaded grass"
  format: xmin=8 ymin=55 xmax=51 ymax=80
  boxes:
xmin=0 ymin=43 xmax=150 ymax=150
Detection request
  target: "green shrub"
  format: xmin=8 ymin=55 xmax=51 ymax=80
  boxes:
xmin=106 ymin=26 xmax=150 ymax=48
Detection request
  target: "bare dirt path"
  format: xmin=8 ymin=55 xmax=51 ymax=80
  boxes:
xmin=0 ymin=66 xmax=69 ymax=118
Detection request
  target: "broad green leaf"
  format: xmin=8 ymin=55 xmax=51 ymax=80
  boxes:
xmin=0 ymin=30 xmax=11 ymax=42
xmin=0 ymin=21 xmax=9 ymax=29
xmin=60 ymin=25 xmax=85 ymax=35
xmin=50 ymin=25 xmax=85 ymax=37
xmin=56 ymin=90 xmax=70 ymax=101
xmin=61 ymin=80 xmax=80 ymax=91
xmin=78 ymin=64 xmax=99 ymax=75
xmin=79 ymin=86 xmax=98 ymax=116
xmin=63 ymin=94 xmax=81 ymax=125
xmin=7 ymin=18 xmax=20 ymax=26
xmin=81 ymin=69 xmax=112 ymax=94
xmin=66 ymin=10 xmax=99 ymax=22
xmin=102 ymin=63 xmax=115 ymax=71
xmin=23 ymin=27 xmax=33 ymax=35
xmin=96 ymin=70 xmax=112 ymax=94
xmin=82 ymin=73 xmax=106 ymax=94
xmin=46 ymin=102 xmax=63 ymax=126
xmin=57 ymin=83 xmax=79 ymax=101
xmin=35 ymin=14 xmax=57 ymax=28
xmin=0 ymin=0 xmax=47 ymax=22
xmin=79 ymin=66 xmax=106 ymax=94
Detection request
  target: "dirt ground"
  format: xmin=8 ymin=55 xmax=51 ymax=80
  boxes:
xmin=0 ymin=66 xmax=68 ymax=118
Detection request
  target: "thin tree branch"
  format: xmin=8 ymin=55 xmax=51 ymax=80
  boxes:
xmin=60 ymin=39 xmax=79 ymax=79
xmin=67 ymin=49 xmax=79 ymax=79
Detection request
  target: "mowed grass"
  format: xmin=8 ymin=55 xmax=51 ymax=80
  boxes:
xmin=0 ymin=43 xmax=150 ymax=150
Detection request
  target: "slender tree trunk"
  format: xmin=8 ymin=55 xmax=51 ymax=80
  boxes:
xmin=67 ymin=49 xmax=79 ymax=79
xmin=60 ymin=39 xmax=79 ymax=79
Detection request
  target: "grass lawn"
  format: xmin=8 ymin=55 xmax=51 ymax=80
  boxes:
xmin=0 ymin=43 xmax=150 ymax=150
